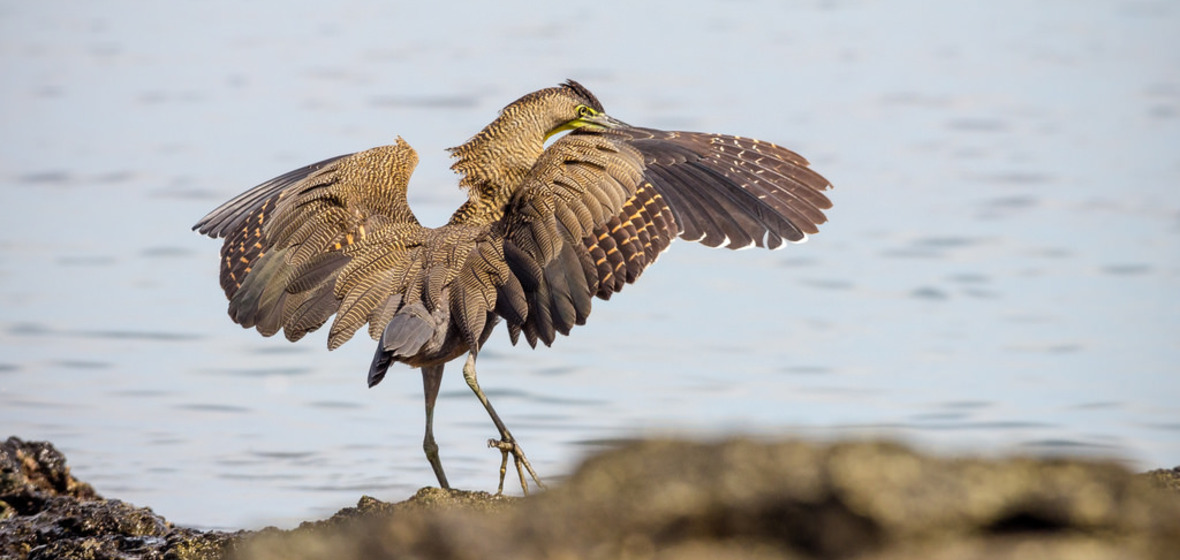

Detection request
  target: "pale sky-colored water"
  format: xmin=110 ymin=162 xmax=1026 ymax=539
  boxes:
xmin=1 ymin=0 xmax=1177 ymax=529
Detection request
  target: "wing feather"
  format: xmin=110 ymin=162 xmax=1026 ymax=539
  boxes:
xmin=489 ymin=124 xmax=832 ymax=348
xmin=197 ymin=103 xmax=832 ymax=362
xmin=192 ymin=140 xmax=423 ymax=349
xmin=609 ymin=127 xmax=833 ymax=249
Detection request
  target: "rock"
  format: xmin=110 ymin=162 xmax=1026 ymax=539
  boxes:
xmin=1142 ymin=467 xmax=1180 ymax=493
xmin=3 ymin=436 xmax=1178 ymax=560
xmin=0 ymin=436 xmax=238 ymax=560
xmin=236 ymin=439 xmax=1180 ymax=560
xmin=0 ymin=437 xmax=97 ymax=513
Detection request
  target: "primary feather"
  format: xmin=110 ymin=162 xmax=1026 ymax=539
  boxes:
xmin=193 ymin=80 xmax=833 ymax=491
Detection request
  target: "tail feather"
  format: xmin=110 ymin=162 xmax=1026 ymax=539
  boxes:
xmin=367 ymin=302 xmax=434 ymax=387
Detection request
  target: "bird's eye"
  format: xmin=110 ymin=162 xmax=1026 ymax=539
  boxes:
xmin=576 ymin=105 xmax=595 ymax=119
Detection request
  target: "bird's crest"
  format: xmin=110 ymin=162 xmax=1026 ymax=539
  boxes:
xmin=560 ymin=79 xmax=603 ymax=112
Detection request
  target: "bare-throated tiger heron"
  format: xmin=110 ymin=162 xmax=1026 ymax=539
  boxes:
xmin=193 ymin=80 xmax=833 ymax=494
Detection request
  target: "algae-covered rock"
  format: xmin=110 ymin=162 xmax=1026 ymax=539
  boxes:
xmin=0 ymin=436 xmax=238 ymax=560
xmin=1143 ymin=467 xmax=1180 ymax=494
xmin=237 ymin=439 xmax=1180 ymax=560
xmin=3 ymin=436 xmax=1178 ymax=560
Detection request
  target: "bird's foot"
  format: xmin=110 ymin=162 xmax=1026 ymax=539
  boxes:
xmin=487 ymin=436 xmax=546 ymax=495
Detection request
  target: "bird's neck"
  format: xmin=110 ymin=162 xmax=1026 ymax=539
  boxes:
xmin=447 ymin=104 xmax=550 ymax=225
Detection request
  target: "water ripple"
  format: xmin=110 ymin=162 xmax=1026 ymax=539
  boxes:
xmin=175 ymin=403 xmax=252 ymax=414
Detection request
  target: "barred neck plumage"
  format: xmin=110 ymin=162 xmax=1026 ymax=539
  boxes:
xmin=446 ymin=86 xmax=582 ymax=226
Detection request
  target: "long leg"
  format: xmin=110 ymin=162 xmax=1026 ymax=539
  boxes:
xmin=460 ymin=353 xmax=545 ymax=494
xmin=420 ymin=364 xmax=449 ymax=489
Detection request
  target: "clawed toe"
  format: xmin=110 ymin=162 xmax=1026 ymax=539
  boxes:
xmin=488 ymin=436 xmax=546 ymax=495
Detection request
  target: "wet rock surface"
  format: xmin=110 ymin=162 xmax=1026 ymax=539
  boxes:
xmin=0 ymin=437 xmax=238 ymax=560
xmin=3 ymin=436 xmax=1178 ymax=560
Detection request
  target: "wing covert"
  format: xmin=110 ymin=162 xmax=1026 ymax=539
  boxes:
xmin=494 ymin=133 xmax=679 ymax=347
xmin=192 ymin=139 xmax=423 ymax=347
xmin=490 ymin=125 xmax=833 ymax=349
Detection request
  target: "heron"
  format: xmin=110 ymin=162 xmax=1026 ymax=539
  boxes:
xmin=193 ymin=80 xmax=833 ymax=494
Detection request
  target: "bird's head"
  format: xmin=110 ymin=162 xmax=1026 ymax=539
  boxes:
xmin=448 ymin=79 xmax=628 ymax=205
xmin=538 ymin=79 xmax=628 ymax=141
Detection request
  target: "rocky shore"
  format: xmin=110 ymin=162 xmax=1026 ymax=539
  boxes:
xmin=2 ymin=435 xmax=1178 ymax=559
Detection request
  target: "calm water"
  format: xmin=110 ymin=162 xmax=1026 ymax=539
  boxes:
xmin=2 ymin=0 xmax=1177 ymax=530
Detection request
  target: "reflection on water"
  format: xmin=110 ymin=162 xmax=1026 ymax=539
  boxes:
xmin=2 ymin=0 xmax=1178 ymax=531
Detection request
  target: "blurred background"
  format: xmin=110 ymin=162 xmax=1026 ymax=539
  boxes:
xmin=1 ymin=0 xmax=1177 ymax=530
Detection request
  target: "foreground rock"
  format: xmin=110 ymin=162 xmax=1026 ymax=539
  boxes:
xmin=240 ymin=439 xmax=1180 ymax=560
xmin=0 ymin=436 xmax=237 ymax=559
xmin=3 ymin=436 xmax=1178 ymax=560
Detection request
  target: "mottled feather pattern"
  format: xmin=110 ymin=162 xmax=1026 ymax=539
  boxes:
xmin=585 ymin=181 xmax=678 ymax=299
xmin=216 ymin=194 xmax=278 ymax=297
xmin=196 ymin=80 xmax=832 ymax=374
xmin=611 ymin=128 xmax=831 ymax=249
xmin=194 ymin=154 xmax=351 ymax=238
xmin=496 ymin=134 xmax=650 ymax=345
xmin=194 ymin=80 xmax=833 ymax=494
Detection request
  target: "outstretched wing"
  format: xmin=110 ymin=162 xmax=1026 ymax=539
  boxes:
xmin=487 ymin=133 xmax=652 ymax=347
xmin=610 ymin=127 xmax=832 ymax=250
xmin=192 ymin=139 xmax=422 ymax=346
xmin=492 ymin=127 xmax=833 ymax=347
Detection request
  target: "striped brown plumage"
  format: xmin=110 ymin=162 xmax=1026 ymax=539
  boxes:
xmin=193 ymin=80 xmax=833 ymax=494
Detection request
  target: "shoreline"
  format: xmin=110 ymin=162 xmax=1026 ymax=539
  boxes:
xmin=2 ymin=435 xmax=1178 ymax=559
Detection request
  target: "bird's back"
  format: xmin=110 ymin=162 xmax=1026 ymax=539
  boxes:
xmin=194 ymin=80 xmax=833 ymax=383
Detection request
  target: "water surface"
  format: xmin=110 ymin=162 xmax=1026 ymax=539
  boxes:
xmin=1 ymin=0 xmax=1177 ymax=529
